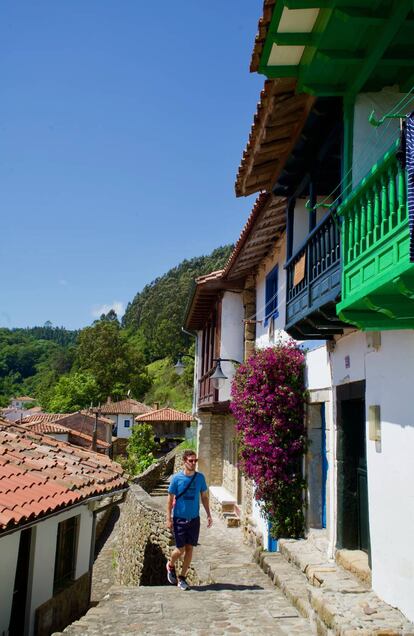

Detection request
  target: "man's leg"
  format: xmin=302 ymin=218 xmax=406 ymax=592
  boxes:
xmin=169 ymin=546 xmax=185 ymax=568
xmin=180 ymin=544 xmax=193 ymax=577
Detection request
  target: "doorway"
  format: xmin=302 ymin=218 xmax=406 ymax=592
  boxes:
xmin=9 ymin=527 xmax=33 ymax=636
xmin=307 ymin=402 xmax=328 ymax=529
xmin=336 ymin=381 xmax=371 ymax=557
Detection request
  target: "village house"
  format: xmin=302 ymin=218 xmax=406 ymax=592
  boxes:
xmin=183 ymin=269 xmax=248 ymax=525
xmin=99 ymin=397 xmax=152 ymax=442
xmin=10 ymin=395 xmax=36 ymax=409
xmin=0 ymin=418 xmax=127 ymax=636
xmin=21 ymin=411 xmax=113 ymax=455
xmin=215 ymin=0 xmax=414 ymax=622
xmin=135 ymin=406 xmax=193 ymax=448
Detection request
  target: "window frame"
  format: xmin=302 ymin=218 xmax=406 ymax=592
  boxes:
xmin=264 ymin=264 xmax=279 ymax=326
xmin=53 ymin=515 xmax=80 ymax=594
xmin=124 ymin=419 xmax=131 ymax=428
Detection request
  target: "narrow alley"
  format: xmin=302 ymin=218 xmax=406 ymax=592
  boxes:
xmin=54 ymin=507 xmax=314 ymax=636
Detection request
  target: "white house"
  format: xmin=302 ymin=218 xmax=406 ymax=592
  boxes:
xmin=0 ymin=419 xmax=127 ymax=636
xmin=99 ymin=398 xmax=152 ymax=440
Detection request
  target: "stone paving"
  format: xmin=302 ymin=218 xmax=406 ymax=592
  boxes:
xmin=54 ymin=505 xmax=314 ymax=635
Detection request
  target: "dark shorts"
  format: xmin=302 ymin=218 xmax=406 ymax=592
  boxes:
xmin=173 ymin=516 xmax=200 ymax=548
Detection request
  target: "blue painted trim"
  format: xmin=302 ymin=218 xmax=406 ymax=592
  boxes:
xmin=264 ymin=264 xmax=279 ymax=326
xmin=267 ymin=521 xmax=278 ymax=552
xmin=321 ymin=403 xmax=328 ymax=529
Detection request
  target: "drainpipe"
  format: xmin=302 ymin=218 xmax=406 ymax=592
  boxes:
xmin=181 ymin=327 xmax=197 ymax=416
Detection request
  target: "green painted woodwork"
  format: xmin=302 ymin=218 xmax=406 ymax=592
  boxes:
xmin=336 ymin=141 xmax=414 ymax=330
xmin=257 ymin=0 xmax=414 ymax=97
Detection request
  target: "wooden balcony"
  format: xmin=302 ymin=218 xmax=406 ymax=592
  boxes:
xmin=198 ymin=367 xmax=218 ymax=409
xmin=337 ymin=141 xmax=414 ymax=330
xmin=285 ymin=212 xmax=346 ymax=339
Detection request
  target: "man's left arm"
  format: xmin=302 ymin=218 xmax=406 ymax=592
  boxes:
xmin=201 ymin=490 xmax=213 ymax=528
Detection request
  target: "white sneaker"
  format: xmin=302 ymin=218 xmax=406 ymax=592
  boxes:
xmin=177 ymin=576 xmax=190 ymax=591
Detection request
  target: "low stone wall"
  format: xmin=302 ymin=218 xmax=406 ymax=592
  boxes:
xmin=134 ymin=447 xmax=177 ymax=493
xmin=35 ymin=572 xmax=90 ymax=636
xmin=116 ymin=483 xmax=197 ymax=586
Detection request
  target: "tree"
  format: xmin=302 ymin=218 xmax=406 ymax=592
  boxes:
xmin=124 ymin=423 xmax=156 ymax=475
xmin=47 ymin=371 xmax=99 ymax=412
xmin=75 ymin=319 xmax=150 ymax=402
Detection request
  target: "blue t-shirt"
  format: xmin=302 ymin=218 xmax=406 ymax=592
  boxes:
xmin=168 ymin=471 xmax=208 ymax=520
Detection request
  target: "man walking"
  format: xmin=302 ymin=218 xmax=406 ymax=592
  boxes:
xmin=166 ymin=449 xmax=212 ymax=590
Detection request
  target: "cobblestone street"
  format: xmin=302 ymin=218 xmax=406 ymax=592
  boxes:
xmin=55 ymin=507 xmax=314 ymax=635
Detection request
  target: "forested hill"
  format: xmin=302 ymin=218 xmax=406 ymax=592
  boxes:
xmin=122 ymin=244 xmax=233 ymax=362
xmin=0 ymin=245 xmax=233 ymax=409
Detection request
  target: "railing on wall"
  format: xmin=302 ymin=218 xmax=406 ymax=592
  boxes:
xmin=339 ymin=140 xmax=406 ymax=269
xmin=286 ymin=211 xmax=341 ymax=304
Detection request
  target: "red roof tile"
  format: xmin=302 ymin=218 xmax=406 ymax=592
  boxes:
xmin=135 ymin=407 xmax=193 ymax=423
xmin=0 ymin=418 xmax=127 ymax=533
xmin=99 ymin=399 xmax=152 ymax=416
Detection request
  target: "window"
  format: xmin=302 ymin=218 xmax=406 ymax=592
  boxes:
xmin=264 ymin=265 xmax=279 ymax=326
xmin=53 ymin=515 xmax=79 ymax=593
xmin=124 ymin=419 xmax=130 ymax=428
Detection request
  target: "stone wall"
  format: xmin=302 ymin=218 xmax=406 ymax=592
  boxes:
xmin=35 ymin=572 xmax=90 ymax=636
xmin=222 ymin=415 xmax=238 ymax=497
xmin=134 ymin=447 xmax=176 ymax=493
xmin=116 ymin=484 xmax=197 ymax=587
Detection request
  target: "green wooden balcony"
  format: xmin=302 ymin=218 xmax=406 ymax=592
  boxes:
xmin=337 ymin=141 xmax=414 ymax=330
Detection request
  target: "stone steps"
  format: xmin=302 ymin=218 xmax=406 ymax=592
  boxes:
xmin=258 ymin=538 xmax=414 ymax=636
xmin=150 ymin=478 xmax=170 ymax=497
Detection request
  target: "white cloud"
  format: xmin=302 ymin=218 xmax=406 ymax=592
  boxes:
xmin=91 ymin=301 xmax=125 ymax=319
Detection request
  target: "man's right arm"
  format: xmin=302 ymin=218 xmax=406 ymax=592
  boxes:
xmin=166 ymin=493 xmax=174 ymax=529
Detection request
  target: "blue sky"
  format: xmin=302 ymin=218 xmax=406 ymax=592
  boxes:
xmin=0 ymin=2 xmax=263 ymax=330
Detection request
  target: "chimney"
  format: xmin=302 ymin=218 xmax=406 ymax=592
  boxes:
xmin=106 ymin=396 xmax=112 ymax=404
xmin=152 ymin=402 xmax=159 ymax=411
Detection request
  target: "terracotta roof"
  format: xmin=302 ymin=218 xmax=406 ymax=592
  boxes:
xmin=0 ymin=419 xmax=127 ymax=532
xmin=224 ymin=192 xmax=287 ymax=280
xmin=250 ymin=0 xmax=276 ymax=73
xmin=22 ymin=422 xmax=110 ymax=450
xmin=99 ymin=399 xmax=152 ymax=416
xmin=21 ymin=413 xmax=68 ymax=425
xmin=21 ymin=411 xmax=113 ymax=427
xmin=235 ymin=79 xmax=315 ymax=197
xmin=13 ymin=396 xmax=35 ymax=402
xmin=25 ymin=422 xmax=70 ymax=435
xmin=184 ymin=268 xmax=245 ymax=332
xmin=135 ymin=407 xmax=193 ymax=423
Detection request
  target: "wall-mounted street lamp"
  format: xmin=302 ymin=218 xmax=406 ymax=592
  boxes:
xmin=210 ymin=358 xmax=241 ymax=390
xmin=174 ymin=353 xmax=195 ymax=376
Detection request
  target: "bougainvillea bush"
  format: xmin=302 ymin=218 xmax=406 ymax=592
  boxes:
xmin=230 ymin=342 xmax=307 ymax=538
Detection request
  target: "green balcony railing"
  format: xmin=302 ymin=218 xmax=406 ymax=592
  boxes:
xmin=339 ymin=140 xmax=406 ymax=268
xmin=337 ymin=140 xmax=414 ymax=330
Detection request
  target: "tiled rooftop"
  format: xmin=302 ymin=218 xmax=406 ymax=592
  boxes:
xmin=0 ymin=419 xmax=127 ymax=532
xmin=21 ymin=411 xmax=114 ymax=427
xmin=135 ymin=407 xmax=193 ymax=423
xmin=99 ymin=399 xmax=152 ymax=415
xmin=22 ymin=421 xmax=111 ymax=451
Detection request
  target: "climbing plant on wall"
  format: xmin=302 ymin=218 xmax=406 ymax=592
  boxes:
xmin=230 ymin=342 xmax=307 ymax=538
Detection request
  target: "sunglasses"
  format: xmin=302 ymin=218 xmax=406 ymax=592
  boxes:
xmin=185 ymin=458 xmax=198 ymax=464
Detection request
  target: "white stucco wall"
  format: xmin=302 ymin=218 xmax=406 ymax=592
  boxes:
xmin=330 ymin=329 xmax=414 ymax=621
xmin=0 ymin=531 xmax=21 ymax=635
xmin=363 ymin=331 xmax=414 ymax=621
xmin=255 ymin=236 xmax=290 ymax=349
xmin=219 ymin=291 xmax=244 ymax=403
xmin=28 ymin=504 xmax=93 ymax=636
xmin=353 ymin=87 xmax=404 ymax=188
xmin=292 ymin=199 xmax=309 ymax=254
xmin=107 ymin=413 xmax=134 ymax=438
xmin=305 ymin=344 xmax=331 ymax=390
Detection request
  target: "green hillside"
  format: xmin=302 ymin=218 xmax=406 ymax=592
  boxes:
xmin=0 ymin=245 xmax=233 ymax=411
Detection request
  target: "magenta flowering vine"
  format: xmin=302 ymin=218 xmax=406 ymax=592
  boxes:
xmin=230 ymin=342 xmax=307 ymax=538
